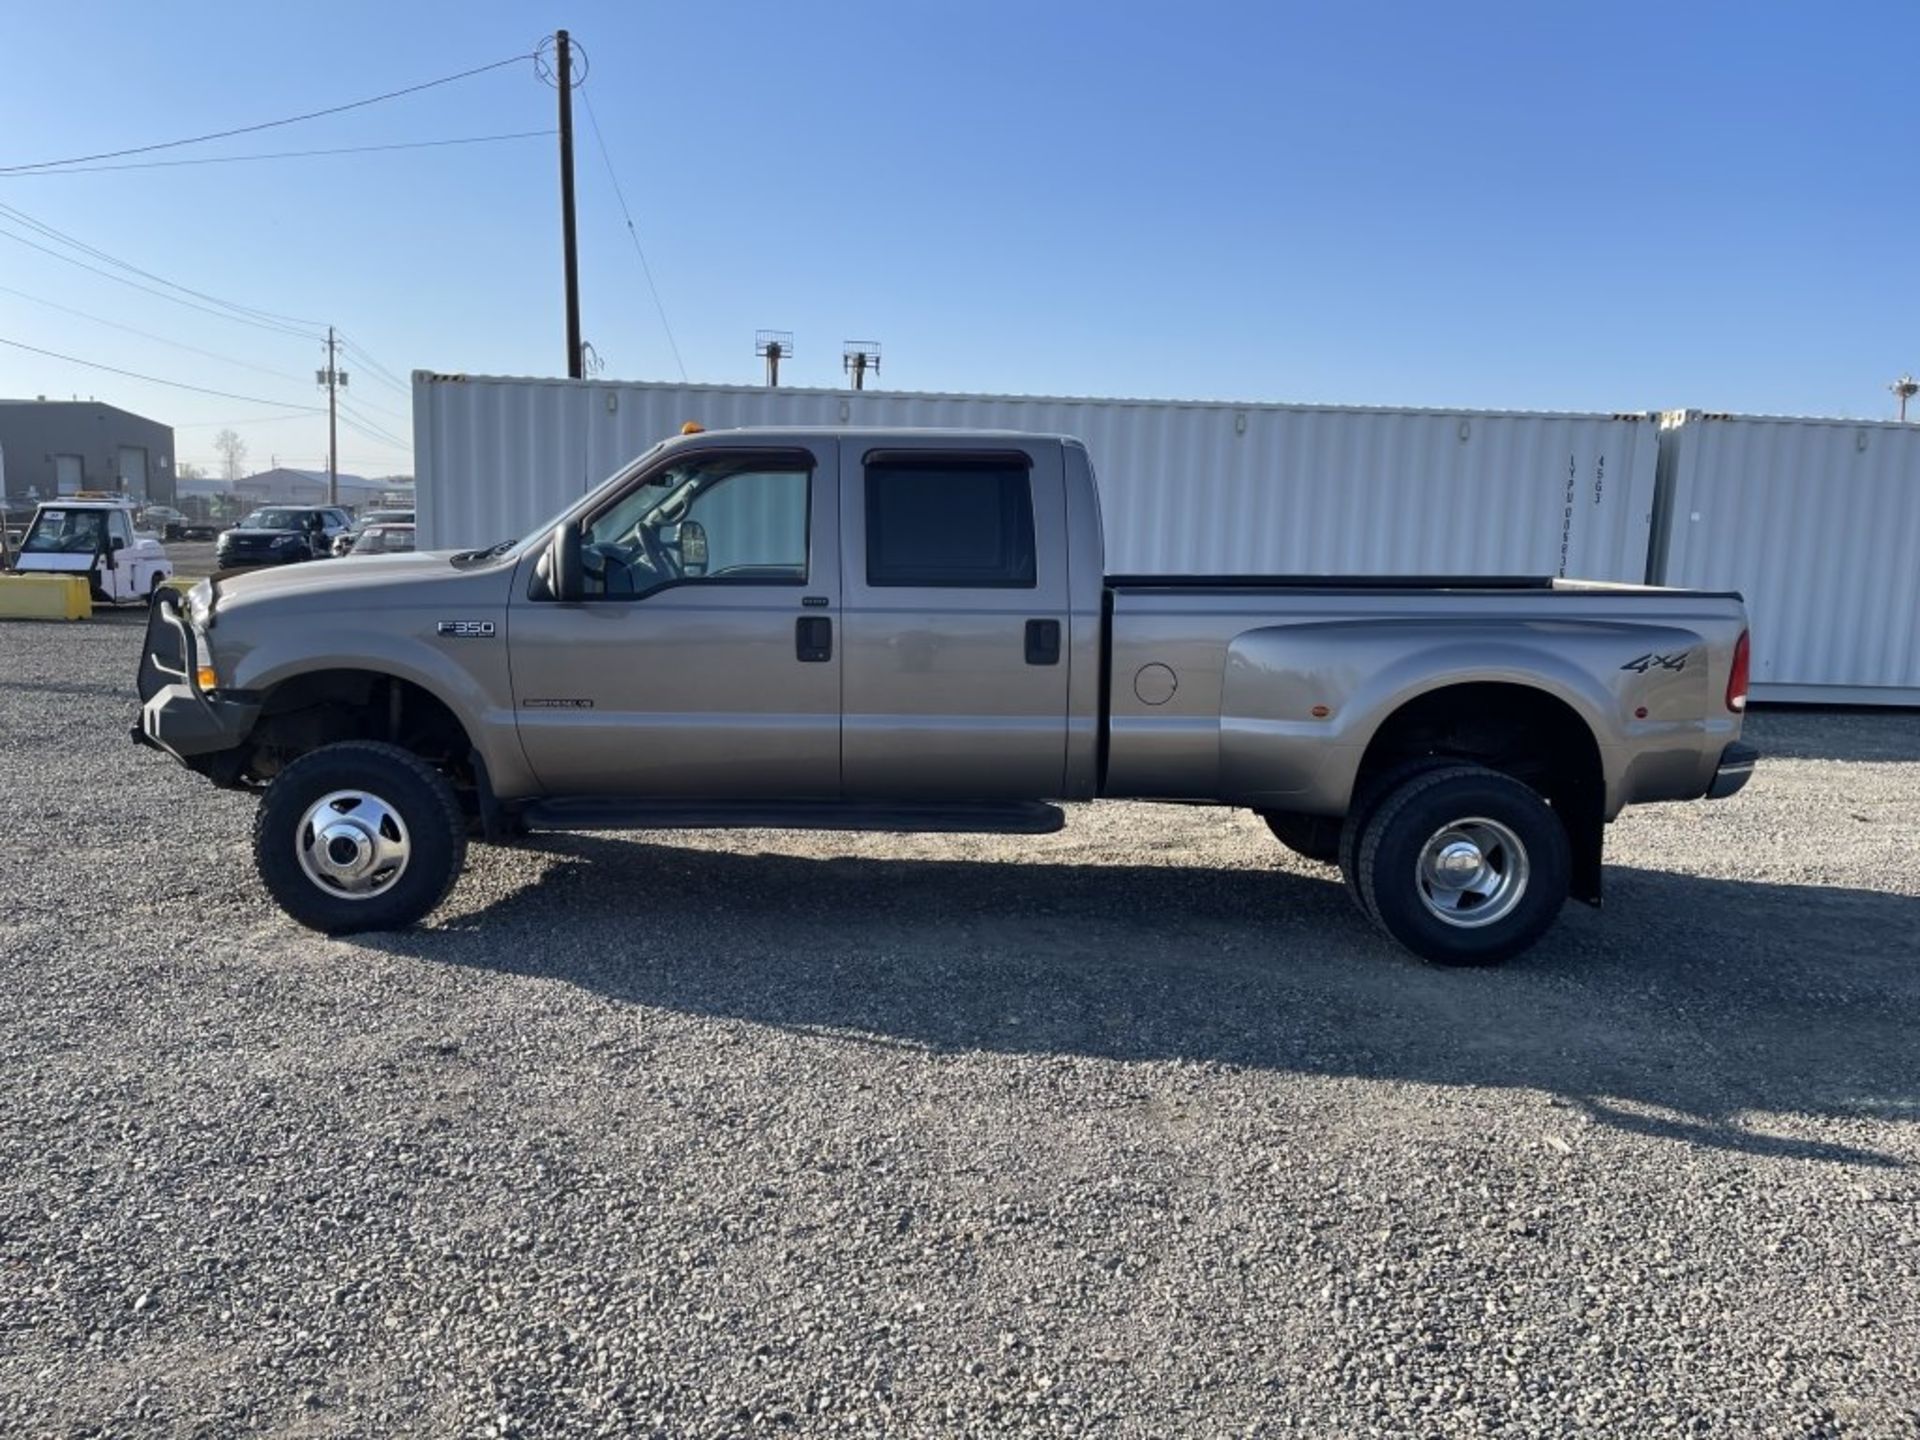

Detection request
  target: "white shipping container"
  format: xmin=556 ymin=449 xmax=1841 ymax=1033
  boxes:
xmin=414 ymin=375 xmax=1659 ymax=582
xmin=1653 ymin=411 xmax=1920 ymax=704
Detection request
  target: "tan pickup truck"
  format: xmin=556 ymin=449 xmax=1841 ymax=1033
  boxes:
xmin=136 ymin=428 xmax=1755 ymax=966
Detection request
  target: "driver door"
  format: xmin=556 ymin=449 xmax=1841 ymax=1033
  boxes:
xmin=103 ymin=509 xmax=139 ymax=601
xmin=508 ymin=441 xmax=842 ymax=798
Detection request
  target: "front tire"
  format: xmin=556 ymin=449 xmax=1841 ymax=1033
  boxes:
xmin=1354 ymin=765 xmax=1570 ymax=967
xmin=254 ymin=741 xmax=467 ymax=934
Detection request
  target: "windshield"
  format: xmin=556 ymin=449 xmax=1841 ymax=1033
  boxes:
xmin=21 ymin=508 xmax=108 ymax=554
xmin=240 ymin=508 xmax=309 ymax=530
xmin=451 ymin=441 xmax=670 ymax=565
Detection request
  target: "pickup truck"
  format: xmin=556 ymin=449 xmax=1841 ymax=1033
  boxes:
xmin=135 ymin=428 xmax=1756 ymax=966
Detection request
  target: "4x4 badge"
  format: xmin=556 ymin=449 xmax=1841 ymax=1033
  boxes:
xmin=1621 ymin=651 xmax=1687 ymax=673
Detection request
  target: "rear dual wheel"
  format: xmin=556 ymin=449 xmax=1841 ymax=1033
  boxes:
xmin=1349 ymin=764 xmax=1570 ymax=967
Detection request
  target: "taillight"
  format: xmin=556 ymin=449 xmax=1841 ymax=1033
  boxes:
xmin=1726 ymin=629 xmax=1750 ymax=712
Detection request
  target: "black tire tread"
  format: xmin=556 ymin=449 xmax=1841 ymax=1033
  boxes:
xmin=1338 ymin=757 xmax=1460 ymax=921
xmin=253 ymin=740 xmax=467 ymax=934
xmin=1355 ymin=763 xmax=1567 ymax=967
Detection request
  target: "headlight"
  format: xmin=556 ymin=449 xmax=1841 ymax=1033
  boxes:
xmin=185 ymin=578 xmax=213 ymax=630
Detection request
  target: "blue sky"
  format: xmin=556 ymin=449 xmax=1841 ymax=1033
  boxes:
xmin=2 ymin=1 xmax=1914 ymax=475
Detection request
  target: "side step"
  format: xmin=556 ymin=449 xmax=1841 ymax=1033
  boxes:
xmin=519 ymin=797 xmax=1067 ymax=836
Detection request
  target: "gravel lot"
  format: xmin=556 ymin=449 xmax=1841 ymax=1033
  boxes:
xmin=1 ymin=614 xmax=1915 ymax=1438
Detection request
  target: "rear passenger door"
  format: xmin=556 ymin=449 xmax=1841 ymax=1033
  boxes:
xmin=839 ymin=440 xmax=1070 ymax=799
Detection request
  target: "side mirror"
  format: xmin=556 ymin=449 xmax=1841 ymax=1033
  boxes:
xmin=109 ymin=536 xmax=126 ymax=554
xmin=549 ymin=520 xmax=583 ymax=602
xmin=678 ymin=519 xmax=709 ymax=576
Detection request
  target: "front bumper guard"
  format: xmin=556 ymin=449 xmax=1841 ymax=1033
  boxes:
xmin=132 ymin=589 xmax=259 ymax=762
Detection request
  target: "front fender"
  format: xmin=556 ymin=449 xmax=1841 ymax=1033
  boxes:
xmin=217 ymin=616 xmax=536 ymax=796
xmin=1219 ymin=618 xmax=1713 ymax=815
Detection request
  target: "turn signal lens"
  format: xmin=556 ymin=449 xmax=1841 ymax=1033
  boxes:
xmin=195 ymin=664 xmax=218 ymax=691
xmin=1726 ymin=630 xmax=1750 ymax=712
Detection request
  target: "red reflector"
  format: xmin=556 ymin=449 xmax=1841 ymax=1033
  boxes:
xmin=1727 ymin=629 xmax=1750 ymax=712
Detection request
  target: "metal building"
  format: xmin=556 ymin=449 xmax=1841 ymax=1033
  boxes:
xmin=413 ymin=374 xmax=1660 ymax=583
xmin=0 ymin=399 xmax=176 ymax=505
xmin=1654 ymin=411 xmax=1920 ymax=705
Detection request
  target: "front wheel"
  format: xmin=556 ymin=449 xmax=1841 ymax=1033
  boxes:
xmin=1354 ymin=765 xmax=1570 ymax=967
xmin=253 ymin=741 xmax=467 ymax=934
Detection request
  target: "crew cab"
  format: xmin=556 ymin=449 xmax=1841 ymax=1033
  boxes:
xmin=136 ymin=429 xmax=1755 ymax=966
xmin=13 ymin=498 xmax=173 ymax=603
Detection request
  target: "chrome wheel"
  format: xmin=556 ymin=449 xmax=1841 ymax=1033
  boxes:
xmin=1414 ymin=816 xmax=1529 ymax=929
xmin=295 ymin=789 xmax=411 ymax=899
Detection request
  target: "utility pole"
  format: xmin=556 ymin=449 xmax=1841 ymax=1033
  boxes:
xmin=557 ymin=29 xmax=583 ymax=379
xmin=317 ymin=327 xmax=347 ymax=506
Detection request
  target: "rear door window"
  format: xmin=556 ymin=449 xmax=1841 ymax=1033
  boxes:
xmin=864 ymin=458 xmax=1035 ymax=588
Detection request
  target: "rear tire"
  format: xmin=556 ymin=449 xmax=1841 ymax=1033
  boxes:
xmin=1354 ymin=764 xmax=1570 ymax=967
xmin=1337 ymin=758 xmax=1456 ymax=920
xmin=254 ymin=741 xmax=467 ymax=935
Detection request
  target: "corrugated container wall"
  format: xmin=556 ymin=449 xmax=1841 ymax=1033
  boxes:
xmin=1653 ymin=411 xmax=1920 ymax=704
xmin=415 ymin=375 xmax=1659 ymax=582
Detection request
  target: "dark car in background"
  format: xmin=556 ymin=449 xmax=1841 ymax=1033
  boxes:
xmin=332 ymin=509 xmax=415 ymax=556
xmin=215 ymin=506 xmax=351 ymax=570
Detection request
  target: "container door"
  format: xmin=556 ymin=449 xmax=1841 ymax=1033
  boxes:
xmin=838 ymin=440 xmax=1071 ymax=799
xmin=509 ymin=441 xmax=842 ymax=798
xmin=54 ymin=455 xmax=82 ymax=494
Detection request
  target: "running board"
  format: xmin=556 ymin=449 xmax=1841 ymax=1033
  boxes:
xmin=519 ymin=798 xmax=1067 ymax=836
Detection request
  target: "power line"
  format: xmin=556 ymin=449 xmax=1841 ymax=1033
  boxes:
xmin=173 ymin=411 xmax=325 ymax=428
xmin=335 ymin=335 xmax=415 ymax=397
xmin=0 ymin=335 xmax=327 ymax=410
xmin=0 ymin=225 xmax=319 ymax=339
xmin=0 ymin=200 xmax=322 ymax=331
xmin=338 ymin=420 xmax=411 ymax=455
xmin=579 ymin=90 xmax=688 ymax=382
xmin=335 ymin=398 xmax=410 ymax=448
xmin=0 ymin=53 xmax=536 ymax=175
xmin=327 ymin=383 xmax=410 ymax=426
xmin=336 ymin=416 xmax=413 ymax=456
xmin=0 ymin=130 xmax=555 ymax=177
xmin=0 ymin=282 xmax=311 ymax=384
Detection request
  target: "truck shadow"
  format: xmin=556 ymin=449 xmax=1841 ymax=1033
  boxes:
xmin=361 ymin=835 xmax=1917 ymax=1169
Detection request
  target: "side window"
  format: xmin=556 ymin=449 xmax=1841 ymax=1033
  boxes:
xmin=865 ymin=458 xmax=1035 ymax=588
xmin=579 ymin=455 xmax=811 ymax=599
xmin=108 ymin=510 xmax=133 ymax=546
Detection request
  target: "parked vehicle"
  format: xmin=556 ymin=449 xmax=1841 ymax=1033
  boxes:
xmin=346 ymin=522 xmax=415 ymax=556
xmin=136 ymin=429 xmax=1755 ymax=966
xmin=333 ymin=509 xmax=416 ymax=557
xmin=214 ymin=506 xmax=350 ymax=569
xmin=14 ymin=498 xmax=173 ymax=603
xmin=138 ymin=504 xmax=190 ymax=540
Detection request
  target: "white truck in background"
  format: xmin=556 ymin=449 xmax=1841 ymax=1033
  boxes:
xmin=10 ymin=497 xmax=174 ymax=603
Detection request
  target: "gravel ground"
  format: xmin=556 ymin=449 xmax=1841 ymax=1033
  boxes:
xmin=1 ymin=614 xmax=1915 ymax=1438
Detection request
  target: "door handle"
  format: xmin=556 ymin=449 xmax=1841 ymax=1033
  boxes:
xmin=796 ymin=615 xmax=833 ymax=662
xmin=1024 ymin=618 xmax=1061 ymax=666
